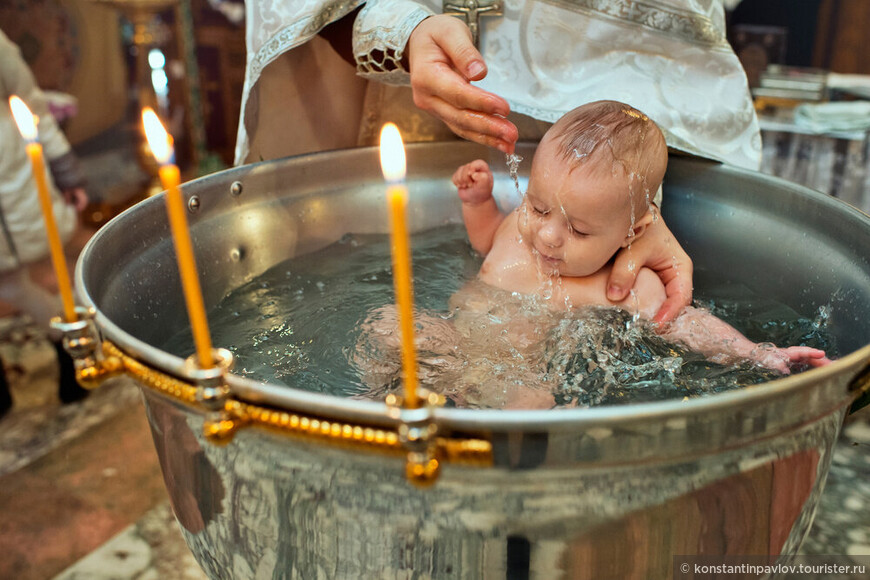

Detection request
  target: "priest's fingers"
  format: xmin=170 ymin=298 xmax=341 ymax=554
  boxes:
xmin=408 ymin=20 xmax=510 ymax=122
xmin=452 ymin=125 xmax=515 ymax=154
xmin=654 ymin=276 xmax=693 ymax=326
xmin=412 ymin=72 xmax=517 ymax=149
xmin=651 ymin=236 xmax=693 ymax=324
xmin=426 ymin=97 xmax=517 ymax=152
xmin=411 ymin=15 xmax=489 ymax=83
xmin=412 ymin=66 xmax=510 ymax=120
xmin=607 ymin=215 xmax=693 ymax=324
xmin=407 ymin=14 xmax=516 ymax=150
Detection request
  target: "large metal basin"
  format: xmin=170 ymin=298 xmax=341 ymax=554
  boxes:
xmin=76 ymin=143 xmax=870 ymax=579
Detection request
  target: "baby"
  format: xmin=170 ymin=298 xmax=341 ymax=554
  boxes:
xmin=354 ymin=100 xmax=830 ymax=409
xmin=452 ymin=100 xmax=831 ymax=374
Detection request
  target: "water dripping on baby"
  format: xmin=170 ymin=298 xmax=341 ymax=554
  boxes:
xmin=505 ymin=153 xmax=524 ymax=199
xmin=510 ymin=153 xmax=530 ymax=249
xmin=628 ymin=288 xmax=641 ymax=326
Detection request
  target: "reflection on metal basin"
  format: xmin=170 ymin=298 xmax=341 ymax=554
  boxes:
xmin=77 ymin=143 xmax=870 ymax=579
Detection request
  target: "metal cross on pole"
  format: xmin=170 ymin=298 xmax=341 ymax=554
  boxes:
xmin=442 ymin=0 xmax=503 ymax=48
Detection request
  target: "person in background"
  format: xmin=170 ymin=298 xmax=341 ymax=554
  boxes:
xmin=0 ymin=28 xmax=91 ymax=418
xmin=237 ymin=0 xmax=761 ymax=326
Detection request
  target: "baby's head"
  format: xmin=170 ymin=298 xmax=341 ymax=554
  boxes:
xmin=519 ymin=100 xmax=668 ymax=277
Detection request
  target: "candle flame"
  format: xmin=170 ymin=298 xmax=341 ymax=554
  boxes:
xmin=9 ymin=96 xmax=37 ymax=142
xmin=141 ymin=107 xmax=174 ymax=165
xmin=379 ymin=123 xmax=406 ymax=183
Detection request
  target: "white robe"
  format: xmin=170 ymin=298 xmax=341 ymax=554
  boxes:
xmin=0 ymin=30 xmax=77 ymax=271
xmin=237 ymin=0 xmax=761 ymax=170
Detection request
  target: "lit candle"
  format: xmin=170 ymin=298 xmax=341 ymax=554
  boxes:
xmin=8 ymin=96 xmax=78 ymax=323
xmin=142 ymin=108 xmax=214 ymax=370
xmin=379 ymin=124 xmax=419 ymax=409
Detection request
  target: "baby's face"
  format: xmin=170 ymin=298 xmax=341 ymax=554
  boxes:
xmin=518 ymin=141 xmax=641 ymax=277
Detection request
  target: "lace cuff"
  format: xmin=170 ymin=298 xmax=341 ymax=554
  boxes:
xmin=353 ymin=0 xmax=434 ymax=85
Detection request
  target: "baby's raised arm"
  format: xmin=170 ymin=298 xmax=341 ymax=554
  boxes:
xmin=453 ymin=160 xmax=505 ymax=255
xmin=661 ymin=306 xmax=831 ymax=374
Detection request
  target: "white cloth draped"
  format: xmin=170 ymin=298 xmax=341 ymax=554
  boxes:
xmin=236 ymin=0 xmax=365 ymax=164
xmin=238 ymin=0 xmax=762 ymax=170
xmin=353 ymin=0 xmax=761 ymax=169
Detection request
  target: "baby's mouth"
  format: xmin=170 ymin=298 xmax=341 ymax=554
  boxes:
xmin=528 ymin=238 xmax=561 ymax=266
xmin=537 ymin=250 xmax=561 ymax=265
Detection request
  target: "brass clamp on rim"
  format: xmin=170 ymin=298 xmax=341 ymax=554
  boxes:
xmin=92 ymin=342 xmax=493 ymax=481
xmin=50 ymin=307 xmax=123 ymax=390
xmin=387 ymin=390 xmax=445 ymax=488
xmin=182 ymin=350 xmax=237 ymax=445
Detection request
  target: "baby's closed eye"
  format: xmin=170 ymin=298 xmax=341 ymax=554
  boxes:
xmin=530 ymin=202 xmax=549 ymax=215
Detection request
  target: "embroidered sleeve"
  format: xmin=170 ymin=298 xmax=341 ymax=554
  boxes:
xmin=353 ymin=0 xmax=435 ymax=85
xmin=236 ymin=0 xmax=365 ymax=164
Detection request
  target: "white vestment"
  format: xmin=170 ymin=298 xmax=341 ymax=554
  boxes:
xmin=237 ymin=0 xmax=761 ymax=170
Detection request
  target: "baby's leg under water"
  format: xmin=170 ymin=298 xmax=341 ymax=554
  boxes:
xmin=351 ymin=293 xmax=557 ymax=410
xmin=351 ymin=303 xmax=463 ymax=398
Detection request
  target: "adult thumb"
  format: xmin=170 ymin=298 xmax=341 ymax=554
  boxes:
xmin=606 ymin=250 xmax=638 ymax=303
xmin=433 ymin=17 xmax=487 ymax=80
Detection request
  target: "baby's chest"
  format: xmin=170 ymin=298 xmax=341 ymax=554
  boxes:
xmin=478 ymin=242 xmax=538 ymax=294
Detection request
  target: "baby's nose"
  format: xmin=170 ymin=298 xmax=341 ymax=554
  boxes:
xmin=537 ymin=219 xmax=563 ymax=247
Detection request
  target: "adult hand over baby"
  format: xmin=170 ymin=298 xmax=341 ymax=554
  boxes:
xmin=607 ymin=208 xmax=693 ymax=324
xmin=407 ymin=15 xmax=518 ymax=154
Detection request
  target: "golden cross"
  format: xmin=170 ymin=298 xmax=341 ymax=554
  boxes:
xmin=442 ymin=0 xmax=503 ymax=48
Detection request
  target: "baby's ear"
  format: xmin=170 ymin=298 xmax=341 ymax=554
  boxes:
xmin=621 ymin=211 xmax=655 ymax=247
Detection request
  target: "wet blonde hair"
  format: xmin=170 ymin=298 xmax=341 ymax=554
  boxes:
xmin=546 ymin=100 xmax=668 ymax=211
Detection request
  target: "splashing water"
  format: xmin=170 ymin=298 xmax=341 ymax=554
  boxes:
xmin=628 ymin=288 xmax=641 ymax=326
xmin=505 ymin=153 xmax=524 ymax=198
xmin=163 ymin=224 xmax=835 ymax=409
xmin=507 ymin=151 xmax=561 ymax=290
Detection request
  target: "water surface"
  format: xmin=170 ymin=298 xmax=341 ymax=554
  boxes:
xmin=163 ymin=224 xmax=833 ymax=409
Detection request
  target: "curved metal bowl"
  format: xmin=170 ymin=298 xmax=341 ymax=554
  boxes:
xmin=76 ymin=143 xmax=870 ymax=579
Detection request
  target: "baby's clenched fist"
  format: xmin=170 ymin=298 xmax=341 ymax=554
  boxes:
xmin=453 ymin=159 xmax=494 ymax=205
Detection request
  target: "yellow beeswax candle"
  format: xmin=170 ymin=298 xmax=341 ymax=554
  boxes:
xmin=9 ymin=96 xmax=77 ymax=322
xmin=380 ymin=124 xmax=419 ymax=409
xmin=143 ymin=108 xmax=214 ymax=370
xmin=387 ymin=183 xmax=419 ymax=409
